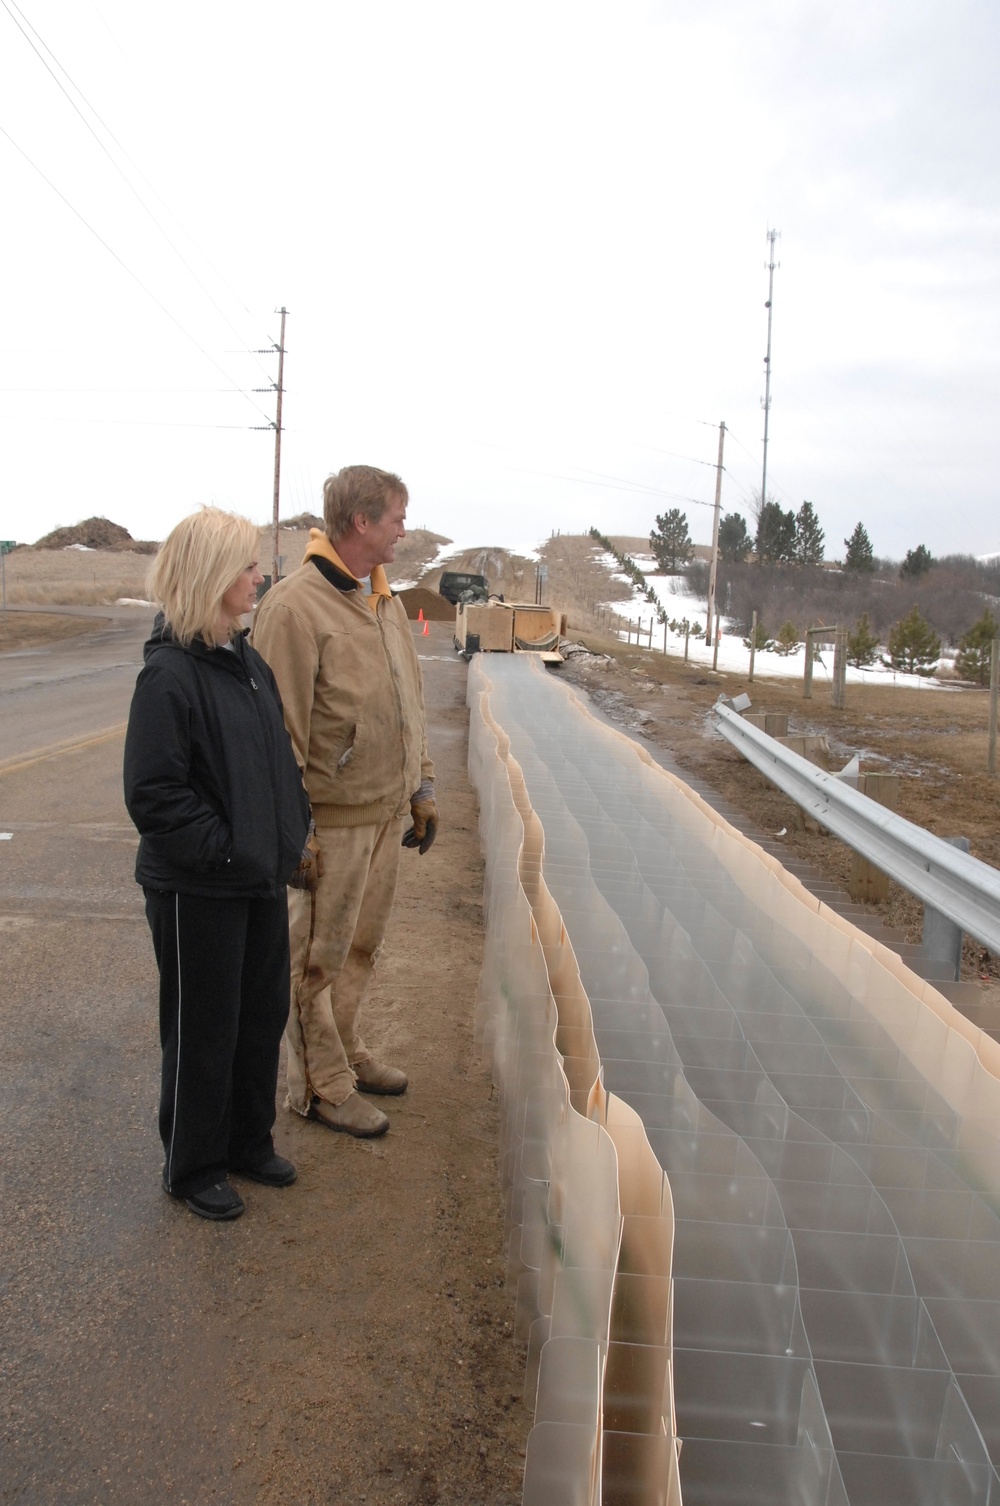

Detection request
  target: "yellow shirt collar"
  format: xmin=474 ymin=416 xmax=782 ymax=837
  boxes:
xmin=303 ymin=529 xmax=392 ymax=609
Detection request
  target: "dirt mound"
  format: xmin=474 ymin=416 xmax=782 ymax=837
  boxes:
xmin=34 ymin=517 xmax=158 ymax=553
xmin=395 ymin=585 xmax=456 ymax=621
xmin=279 ymin=512 xmax=324 ymax=531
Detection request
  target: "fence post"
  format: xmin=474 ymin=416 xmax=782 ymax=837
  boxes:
xmin=684 ymin=623 xmax=690 ymax=663
xmin=804 ymin=627 xmax=815 ymax=700
xmin=662 ymin=620 xmax=667 ymax=655
xmin=831 ymin=626 xmax=848 ymax=709
xmin=748 ymin=610 xmax=757 ymax=684
xmin=990 ymin=637 xmax=999 ymax=776
xmin=647 ymin=619 xmax=653 ymax=649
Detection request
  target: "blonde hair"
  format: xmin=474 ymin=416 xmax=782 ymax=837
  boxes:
xmin=323 ymin=465 xmax=407 ymax=542
xmin=147 ymin=507 xmax=260 ymax=647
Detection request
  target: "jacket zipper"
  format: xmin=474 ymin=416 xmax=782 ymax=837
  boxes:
xmin=374 ymin=599 xmax=409 ymax=797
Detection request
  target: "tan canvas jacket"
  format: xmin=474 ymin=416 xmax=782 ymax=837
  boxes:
xmin=251 ymin=541 xmax=432 ymax=828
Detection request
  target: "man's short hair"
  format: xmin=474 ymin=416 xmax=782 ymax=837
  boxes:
xmin=323 ymin=465 xmax=408 ymax=542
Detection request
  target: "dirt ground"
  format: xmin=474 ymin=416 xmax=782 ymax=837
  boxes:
xmin=222 ymin=633 xmax=529 ymax=1506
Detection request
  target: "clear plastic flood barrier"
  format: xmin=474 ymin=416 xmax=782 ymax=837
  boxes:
xmin=468 ymin=653 xmax=1000 ymax=1506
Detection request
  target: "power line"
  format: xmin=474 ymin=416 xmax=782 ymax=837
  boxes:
xmin=625 ymin=439 xmax=719 ymax=469
xmin=10 ymin=414 xmax=267 ymax=429
xmin=1 ymin=0 xmax=277 ymax=378
xmin=498 ymin=462 xmax=717 ymax=508
xmin=1 ymin=386 xmax=255 ymax=394
xmin=0 ymin=121 xmax=274 ymax=425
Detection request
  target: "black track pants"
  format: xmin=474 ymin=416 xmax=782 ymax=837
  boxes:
xmin=144 ymin=888 xmax=291 ymax=1198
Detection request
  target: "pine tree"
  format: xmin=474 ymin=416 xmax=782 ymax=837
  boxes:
xmin=900 ymin=544 xmax=934 ymax=579
xmin=882 ymin=606 xmax=941 ymax=676
xmin=650 ymin=509 xmax=693 ymax=572
xmin=774 ymin=621 xmax=801 ymax=656
xmin=755 ymin=501 xmax=797 ymax=563
xmin=844 ymin=522 xmax=875 ymax=572
xmin=793 ymin=501 xmax=825 ymax=565
xmin=955 ymin=610 xmax=999 ymax=685
xmin=847 ymin=612 xmax=880 ymax=668
xmin=718 ymin=512 xmax=751 ymax=563
xmin=742 ymin=620 xmax=774 ymax=652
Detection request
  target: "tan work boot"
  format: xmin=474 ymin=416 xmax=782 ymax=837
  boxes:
xmin=308 ymin=1092 xmax=389 ymax=1137
xmin=353 ymin=1058 xmax=408 ymax=1096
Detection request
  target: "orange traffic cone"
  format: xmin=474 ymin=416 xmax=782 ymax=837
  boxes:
xmin=417 ymin=608 xmax=424 ymax=621
xmin=422 ymin=620 xmax=430 ymax=636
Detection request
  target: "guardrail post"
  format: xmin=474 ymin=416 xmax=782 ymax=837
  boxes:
xmin=848 ymin=773 xmax=901 ymax=901
xmin=742 ymin=712 xmax=789 ymax=737
xmin=922 ymin=837 xmax=970 ymax=980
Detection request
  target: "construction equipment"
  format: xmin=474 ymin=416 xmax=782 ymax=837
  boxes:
xmin=438 ymin=570 xmax=489 ymax=605
xmin=454 ymin=599 xmax=566 ymax=664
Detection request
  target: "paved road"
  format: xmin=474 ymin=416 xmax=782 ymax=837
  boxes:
xmin=0 ymin=606 xmax=241 ymax=1501
xmin=0 ymin=608 xmax=153 ymax=769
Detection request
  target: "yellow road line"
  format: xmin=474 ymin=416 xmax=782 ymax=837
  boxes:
xmin=0 ymin=723 xmax=127 ymax=777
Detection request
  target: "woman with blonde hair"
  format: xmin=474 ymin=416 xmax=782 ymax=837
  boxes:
xmin=124 ymin=507 xmax=311 ymax=1221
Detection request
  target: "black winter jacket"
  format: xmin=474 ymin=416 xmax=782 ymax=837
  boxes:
xmin=123 ymin=619 xmax=310 ymax=898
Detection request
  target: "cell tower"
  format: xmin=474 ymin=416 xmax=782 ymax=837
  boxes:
xmin=760 ymin=229 xmax=780 ymax=511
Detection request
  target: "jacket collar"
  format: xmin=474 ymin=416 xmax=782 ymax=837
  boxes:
xmin=303 ymin=528 xmax=391 ymax=610
xmin=144 ymin=613 xmax=251 ymax=669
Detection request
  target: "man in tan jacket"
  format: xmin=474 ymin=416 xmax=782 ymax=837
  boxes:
xmin=252 ymin=465 xmax=437 ymax=1136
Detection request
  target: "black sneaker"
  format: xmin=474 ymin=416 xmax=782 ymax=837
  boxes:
xmin=185 ymin=1181 xmax=245 ymax=1220
xmin=232 ymin=1154 xmax=297 ymax=1188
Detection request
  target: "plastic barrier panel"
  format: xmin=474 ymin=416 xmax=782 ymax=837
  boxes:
xmin=468 ymin=655 xmax=1000 ymax=1505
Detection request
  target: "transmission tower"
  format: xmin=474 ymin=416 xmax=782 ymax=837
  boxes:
xmin=760 ymin=230 xmax=779 ymax=517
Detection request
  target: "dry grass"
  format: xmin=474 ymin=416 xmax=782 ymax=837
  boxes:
xmin=3 ymin=548 xmax=151 ymax=605
xmin=0 ymin=610 xmax=105 ymax=650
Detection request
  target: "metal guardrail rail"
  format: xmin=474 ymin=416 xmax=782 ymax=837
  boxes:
xmin=713 ymin=697 xmax=1000 ymax=955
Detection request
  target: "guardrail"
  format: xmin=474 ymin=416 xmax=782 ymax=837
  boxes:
xmin=713 ymin=697 xmax=1000 ymax=955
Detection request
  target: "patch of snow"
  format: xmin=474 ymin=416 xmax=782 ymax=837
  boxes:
xmin=65 ymin=543 xmax=96 ymax=551
xmin=421 ymin=538 xmax=543 ymax=576
xmin=115 ymin=597 xmax=154 ymax=607
xmin=604 ymin=571 xmax=954 ymax=691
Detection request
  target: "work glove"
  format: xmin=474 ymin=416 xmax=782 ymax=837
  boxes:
xmin=288 ymin=820 xmax=324 ymax=891
xmin=402 ymin=779 xmax=438 ymax=855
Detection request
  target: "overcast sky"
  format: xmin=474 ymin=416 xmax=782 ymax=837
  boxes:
xmin=3 ymin=0 xmax=998 ymax=560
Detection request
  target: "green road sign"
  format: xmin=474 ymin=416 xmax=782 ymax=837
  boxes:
xmin=0 ymin=542 xmax=15 ymax=554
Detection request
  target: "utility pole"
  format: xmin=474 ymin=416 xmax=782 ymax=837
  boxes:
xmin=760 ymin=230 xmax=779 ymax=519
xmin=251 ymin=307 xmax=288 ymax=584
xmin=271 ymin=307 xmax=287 ymax=582
xmin=705 ymin=420 xmax=725 ymax=645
